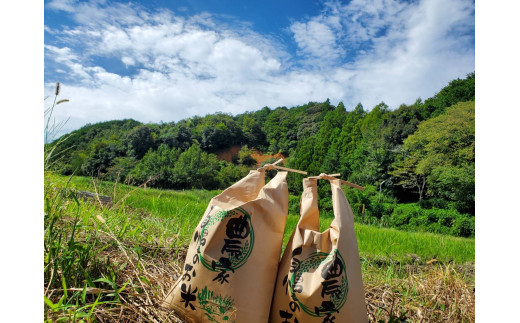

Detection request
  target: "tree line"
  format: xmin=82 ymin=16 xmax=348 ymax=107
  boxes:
xmin=47 ymin=73 xmax=475 ymax=237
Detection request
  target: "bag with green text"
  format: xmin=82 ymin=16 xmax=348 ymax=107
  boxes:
xmin=269 ymin=175 xmax=368 ymax=323
xmin=163 ymin=168 xmax=288 ymax=323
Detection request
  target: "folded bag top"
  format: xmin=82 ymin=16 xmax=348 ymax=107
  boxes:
xmin=269 ymin=175 xmax=368 ymax=323
xmin=164 ymin=168 xmax=289 ymax=323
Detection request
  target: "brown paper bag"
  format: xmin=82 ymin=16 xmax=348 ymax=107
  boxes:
xmin=163 ymin=169 xmax=289 ymax=323
xmin=269 ymin=176 xmax=368 ymax=323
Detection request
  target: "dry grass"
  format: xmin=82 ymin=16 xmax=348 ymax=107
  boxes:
xmin=45 ymin=238 xmax=474 ymax=322
xmin=45 ymin=236 xmax=187 ymax=322
xmin=364 ymin=263 xmax=475 ymax=322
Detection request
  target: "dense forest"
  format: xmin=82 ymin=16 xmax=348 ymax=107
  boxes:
xmin=47 ymin=73 xmax=475 ymax=237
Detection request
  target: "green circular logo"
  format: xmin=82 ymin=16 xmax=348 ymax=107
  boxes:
xmin=289 ymin=249 xmax=348 ymax=317
xmin=197 ymin=207 xmax=254 ymax=272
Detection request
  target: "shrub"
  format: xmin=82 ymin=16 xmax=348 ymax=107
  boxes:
xmin=369 ymin=203 xmax=385 ymax=219
xmin=288 ymin=195 xmax=300 ymax=215
xmin=390 ymin=204 xmax=421 ymax=227
xmin=128 ymin=144 xmax=181 ymax=188
xmin=386 ymin=204 xmax=474 ymax=237
xmin=105 ymin=157 xmax=136 ymax=183
xmin=420 ymin=198 xmax=448 ymax=209
xmin=172 ymin=143 xmax=220 ymax=189
xmin=451 ymin=216 xmax=475 ymax=237
xmin=238 ymin=145 xmax=257 ymax=166
xmin=318 ymin=196 xmax=333 ymax=217
xmin=217 ymin=162 xmax=249 ymax=188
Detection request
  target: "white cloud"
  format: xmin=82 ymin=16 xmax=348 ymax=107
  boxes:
xmin=291 ymin=20 xmax=342 ymax=63
xmin=47 ymin=0 xmax=75 ymax=13
xmin=44 ymin=25 xmax=55 ymax=34
xmin=44 ymin=45 xmax=78 ymax=64
xmin=45 ymin=0 xmax=474 ymax=138
xmin=121 ymin=56 xmax=135 ymax=66
xmin=286 ymin=0 xmax=474 ymax=107
xmin=344 ymin=0 xmax=475 ymax=107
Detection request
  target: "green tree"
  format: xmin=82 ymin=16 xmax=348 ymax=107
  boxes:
xmin=49 ymin=119 xmax=142 ymax=174
xmin=172 ymin=143 xmax=220 ymax=189
xmin=159 ymin=123 xmax=193 ymax=150
xmin=391 ymin=150 xmax=427 ymax=200
xmin=309 ymin=103 xmax=347 ymax=174
xmin=82 ymin=140 xmax=124 ymax=176
xmin=106 ymin=156 xmax=137 ymax=183
xmin=392 ymin=101 xmax=475 ymax=212
xmin=349 ymin=102 xmax=391 ymax=185
xmin=237 ymin=112 xmax=267 ymax=149
xmin=296 ymin=100 xmax=333 ymax=142
xmin=237 ymin=145 xmax=257 ymax=166
xmin=419 ymin=72 xmax=475 ymax=119
xmin=217 ymin=162 xmax=249 ymax=188
xmin=129 ymin=144 xmax=181 ymax=188
xmin=330 ymin=103 xmax=366 ymax=179
xmin=263 ymin=107 xmax=291 ymax=154
xmin=382 ymin=99 xmax=423 ymax=147
xmin=196 ymin=113 xmax=243 ymax=151
xmin=124 ymin=125 xmax=156 ymax=159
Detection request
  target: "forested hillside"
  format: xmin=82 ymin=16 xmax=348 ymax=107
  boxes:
xmin=47 ymin=73 xmax=475 ymax=236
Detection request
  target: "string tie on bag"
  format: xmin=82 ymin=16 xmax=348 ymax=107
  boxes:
xmin=311 ymin=173 xmax=365 ymax=191
xmin=259 ymin=159 xmax=307 ymax=175
xmin=262 ymin=164 xmax=275 ymax=171
xmin=261 ymin=158 xmax=282 ymax=171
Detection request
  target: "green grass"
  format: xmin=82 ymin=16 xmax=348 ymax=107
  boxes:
xmin=355 ymin=223 xmax=474 ymax=264
xmin=282 ymin=213 xmax=474 ymax=264
xmin=51 ymin=174 xmax=474 ymax=265
xmin=49 ymin=174 xmax=219 ymax=247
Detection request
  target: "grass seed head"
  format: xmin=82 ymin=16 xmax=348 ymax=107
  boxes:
xmin=96 ymin=214 xmax=106 ymax=224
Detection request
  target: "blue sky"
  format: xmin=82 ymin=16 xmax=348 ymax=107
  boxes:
xmin=44 ymin=0 xmax=475 ymax=136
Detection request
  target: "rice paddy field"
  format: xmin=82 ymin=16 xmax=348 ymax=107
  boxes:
xmin=44 ymin=173 xmax=475 ymax=322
